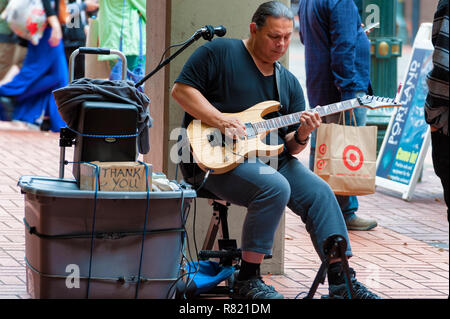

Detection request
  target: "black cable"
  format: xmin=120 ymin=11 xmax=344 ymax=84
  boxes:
xmin=183 ymin=198 xmax=200 ymax=297
xmin=175 ymin=199 xmax=199 ymax=299
xmin=295 ymin=291 xmax=307 ymax=299
xmin=196 ymin=169 xmax=211 ymax=193
xmin=166 ymin=162 xmax=212 ymax=298
xmin=157 ymin=38 xmax=192 ymax=68
xmin=166 ymin=164 xmax=197 ymax=298
xmin=77 ymin=161 xmax=100 ymax=299
xmin=166 ymin=193 xmax=198 ymax=299
xmin=24 ymin=218 xmax=183 ymax=239
xmin=182 ymin=168 xmax=213 ymax=296
xmin=135 ymin=36 xmax=195 ymax=88
xmin=134 ymin=161 xmax=151 ymax=299
xmin=166 ymin=174 xmax=201 ymax=299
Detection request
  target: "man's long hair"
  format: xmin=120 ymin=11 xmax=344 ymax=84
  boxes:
xmin=252 ymin=1 xmax=294 ymax=28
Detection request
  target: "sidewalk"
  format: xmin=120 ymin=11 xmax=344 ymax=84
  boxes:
xmin=0 ymin=119 xmax=447 ymax=299
xmin=270 ymin=145 xmax=448 ymax=299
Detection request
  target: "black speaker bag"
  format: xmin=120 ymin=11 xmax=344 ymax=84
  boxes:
xmin=72 ymin=101 xmax=138 ymax=182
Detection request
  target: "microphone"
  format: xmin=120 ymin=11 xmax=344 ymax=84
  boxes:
xmin=195 ymin=25 xmax=227 ymax=41
xmin=135 ymin=25 xmax=227 ymax=88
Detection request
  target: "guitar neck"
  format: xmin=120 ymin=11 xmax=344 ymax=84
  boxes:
xmin=253 ymin=98 xmax=360 ymax=133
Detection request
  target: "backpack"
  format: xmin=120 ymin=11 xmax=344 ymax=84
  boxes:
xmin=1 ymin=0 xmax=68 ymax=45
xmin=1 ymin=0 xmax=47 ymax=45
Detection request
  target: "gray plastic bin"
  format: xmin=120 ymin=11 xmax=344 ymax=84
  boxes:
xmin=18 ymin=175 xmax=196 ymax=299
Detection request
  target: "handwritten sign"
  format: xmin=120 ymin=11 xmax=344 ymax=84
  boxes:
xmin=80 ymin=162 xmax=153 ymax=192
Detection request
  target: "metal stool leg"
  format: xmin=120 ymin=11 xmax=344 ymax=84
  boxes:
xmin=201 ymin=201 xmax=223 ymax=251
xmin=199 ymin=200 xmax=241 ymax=265
xmin=305 ymin=234 xmax=354 ymax=299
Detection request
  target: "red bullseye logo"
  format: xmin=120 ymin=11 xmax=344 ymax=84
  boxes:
xmin=343 ymin=145 xmax=364 ymax=171
xmin=318 ymin=144 xmax=327 ymax=155
xmin=316 ymin=159 xmax=325 ymax=170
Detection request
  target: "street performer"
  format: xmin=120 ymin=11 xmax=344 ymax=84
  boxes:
xmin=172 ymin=1 xmax=380 ymax=299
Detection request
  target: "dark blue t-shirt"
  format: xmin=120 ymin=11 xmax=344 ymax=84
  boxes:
xmin=176 ymin=37 xmax=305 ymax=138
xmin=175 ymin=38 xmax=305 ymax=177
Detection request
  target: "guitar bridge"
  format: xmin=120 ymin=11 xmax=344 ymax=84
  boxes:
xmin=244 ymin=122 xmax=257 ymax=138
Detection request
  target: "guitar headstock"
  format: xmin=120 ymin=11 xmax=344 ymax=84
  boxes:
xmin=358 ymin=95 xmax=402 ymax=109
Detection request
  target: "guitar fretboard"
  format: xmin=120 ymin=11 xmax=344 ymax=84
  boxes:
xmin=252 ymin=98 xmax=359 ymax=133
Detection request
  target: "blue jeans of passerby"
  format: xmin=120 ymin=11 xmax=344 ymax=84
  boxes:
xmin=309 ymin=107 xmax=368 ymax=222
xmin=198 ymin=154 xmax=352 ymax=261
xmin=0 ymin=27 xmax=67 ymax=132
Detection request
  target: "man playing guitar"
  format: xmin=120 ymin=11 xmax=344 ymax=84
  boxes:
xmin=172 ymin=1 xmax=380 ymax=299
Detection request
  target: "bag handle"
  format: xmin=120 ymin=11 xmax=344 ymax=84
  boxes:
xmin=338 ymin=109 xmax=358 ymax=126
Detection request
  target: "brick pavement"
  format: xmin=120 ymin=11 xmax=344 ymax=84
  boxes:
xmin=0 ymin=120 xmax=448 ymax=299
xmin=265 ymin=144 xmax=448 ymax=299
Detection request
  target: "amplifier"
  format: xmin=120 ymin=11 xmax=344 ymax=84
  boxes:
xmin=72 ymin=101 xmax=138 ymax=182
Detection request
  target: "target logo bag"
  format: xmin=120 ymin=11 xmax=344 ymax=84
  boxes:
xmin=314 ymin=115 xmax=377 ymax=196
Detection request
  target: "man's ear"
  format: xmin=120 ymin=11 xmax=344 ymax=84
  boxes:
xmin=250 ymin=22 xmax=257 ymax=35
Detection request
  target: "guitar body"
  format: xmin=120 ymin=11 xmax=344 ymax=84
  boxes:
xmin=186 ymin=100 xmax=284 ymax=174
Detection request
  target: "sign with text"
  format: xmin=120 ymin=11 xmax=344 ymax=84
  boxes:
xmin=375 ymin=23 xmax=433 ymax=201
xmin=80 ymin=161 xmax=153 ymax=192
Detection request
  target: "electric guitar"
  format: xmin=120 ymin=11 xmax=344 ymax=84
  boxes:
xmin=186 ymin=95 xmax=401 ymax=174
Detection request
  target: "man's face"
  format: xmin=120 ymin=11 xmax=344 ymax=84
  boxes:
xmin=251 ymin=16 xmax=293 ymax=63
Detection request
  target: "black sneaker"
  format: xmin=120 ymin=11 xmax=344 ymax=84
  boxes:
xmin=328 ymin=271 xmax=381 ymax=299
xmin=0 ymin=96 xmax=16 ymax=121
xmin=40 ymin=118 xmax=51 ymax=131
xmin=232 ymin=274 xmax=284 ymax=299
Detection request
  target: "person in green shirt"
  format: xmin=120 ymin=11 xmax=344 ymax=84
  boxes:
xmin=97 ymin=0 xmax=146 ymax=71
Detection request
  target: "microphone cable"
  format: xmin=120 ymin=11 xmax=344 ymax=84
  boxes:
xmin=156 ymin=38 xmax=193 ymax=68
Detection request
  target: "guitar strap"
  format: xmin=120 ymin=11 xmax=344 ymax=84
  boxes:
xmin=274 ymin=61 xmax=282 ymax=108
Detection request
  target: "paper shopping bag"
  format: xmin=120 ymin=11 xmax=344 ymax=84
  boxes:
xmin=314 ymin=122 xmax=377 ymax=196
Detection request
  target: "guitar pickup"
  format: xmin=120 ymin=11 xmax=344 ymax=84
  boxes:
xmin=207 ymin=129 xmax=242 ymax=150
xmin=207 ymin=130 xmax=224 ymax=147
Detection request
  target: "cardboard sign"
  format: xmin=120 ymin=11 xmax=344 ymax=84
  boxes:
xmin=80 ymin=161 xmax=153 ymax=192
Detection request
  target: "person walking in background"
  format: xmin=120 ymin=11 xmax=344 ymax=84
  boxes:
xmin=96 ymin=0 xmax=145 ymax=79
xmin=0 ymin=0 xmax=67 ymax=132
xmin=425 ymin=0 xmax=449 ymax=221
xmin=63 ymin=0 xmax=99 ymax=79
xmin=0 ymin=0 xmax=27 ymax=82
xmin=297 ymin=0 xmax=378 ymax=231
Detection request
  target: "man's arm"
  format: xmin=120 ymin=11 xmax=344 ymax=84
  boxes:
xmin=41 ymin=0 xmax=62 ymax=47
xmin=329 ymin=0 xmax=359 ymax=100
xmin=286 ymin=111 xmax=321 ymax=155
xmin=425 ymin=0 xmax=449 ymax=134
xmin=171 ymin=83 xmax=246 ymax=138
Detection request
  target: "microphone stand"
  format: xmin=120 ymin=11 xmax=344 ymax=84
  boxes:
xmin=134 ymin=30 xmax=206 ymax=88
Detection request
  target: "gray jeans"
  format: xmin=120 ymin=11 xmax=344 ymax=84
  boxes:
xmin=199 ymin=154 xmax=352 ymax=261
